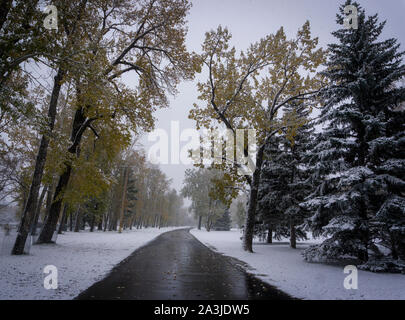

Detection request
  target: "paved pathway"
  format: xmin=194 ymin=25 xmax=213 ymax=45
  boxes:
xmin=76 ymin=229 xmax=294 ymax=300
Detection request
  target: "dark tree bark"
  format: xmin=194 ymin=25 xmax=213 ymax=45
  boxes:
xmin=12 ymin=68 xmax=65 ymax=254
xmin=31 ymin=185 xmax=48 ymax=236
xmin=118 ymin=167 xmax=129 ymax=233
xmin=131 ymin=215 xmax=136 ymax=229
xmin=74 ymin=207 xmax=82 ymax=233
xmin=206 ymin=216 xmax=213 ymax=232
xmin=197 ymin=215 xmax=202 ymax=230
xmin=108 ymin=215 xmax=114 ymax=231
xmin=81 ymin=215 xmax=86 ymax=230
xmin=109 ymin=216 xmax=117 ymax=231
xmin=58 ymin=204 xmax=68 ymax=234
xmin=290 ymin=222 xmax=296 ymax=249
xmin=44 ymin=182 xmax=54 ymax=215
xmin=103 ymin=213 xmax=109 ymax=231
xmin=267 ymin=227 xmax=273 ymax=244
xmin=97 ymin=219 xmax=103 ymax=231
xmin=90 ymin=215 xmax=96 ymax=232
xmin=69 ymin=210 xmax=73 ymax=231
xmin=38 ymin=165 xmax=72 ymax=242
xmin=243 ymin=146 xmax=265 ymax=253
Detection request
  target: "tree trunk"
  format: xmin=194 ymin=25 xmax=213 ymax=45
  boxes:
xmin=290 ymin=222 xmax=296 ymax=249
xmin=131 ymin=215 xmax=136 ymax=229
xmin=12 ymin=69 xmax=65 ymax=254
xmin=108 ymin=214 xmax=114 ymax=231
xmin=74 ymin=207 xmax=82 ymax=233
xmin=118 ymin=167 xmax=129 ymax=233
xmin=44 ymin=182 xmax=54 ymax=216
xmin=73 ymin=212 xmax=82 ymax=232
xmin=129 ymin=215 xmax=135 ymax=230
xmin=37 ymin=103 xmax=92 ymax=243
xmin=58 ymin=204 xmax=68 ymax=234
xmin=198 ymin=215 xmax=202 ymax=230
xmin=69 ymin=210 xmax=74 ymax=231
xmin=206 ymin=216 xmax=212 ymax=232
xmin=90 ymin=215 xmax=96 ymax=232
xmin=243 ymin=146 xmax=264 ymax=253
xmin=31 ymin=185 xmax=48 ymax=236
xmin=6 ymin=0 xmax=89 ymax=251
xmin=267 ymin=226 xmax=273 ymax=244
xmin=103 ymin=213 xmax=109 ymax=231
xmin=37 ymin=164 xmax=72 ymax=242
xmin=81 ymin=215 xmax=86 ymax=230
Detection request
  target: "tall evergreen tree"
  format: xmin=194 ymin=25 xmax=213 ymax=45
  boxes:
xmin=303 ymin=1 xmax=405 ymax=270
xmin=257 ymin=101 xmax=314 ymax=248
xmin=126 ymin=170 xmax=139 ymax=214
xmin=257 ymin=135 xmax=290 ymax=243
xmin=213 ymin=208 xmax=231 ymax=231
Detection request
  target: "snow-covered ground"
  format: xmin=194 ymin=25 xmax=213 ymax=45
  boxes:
xmin=190 ymin=228 xmax=405 ymax=300
xmin=0 ymin=227 xmax=184 ymax=300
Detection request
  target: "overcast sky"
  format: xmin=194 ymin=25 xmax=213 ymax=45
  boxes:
xmin=139 ymin=0 xmax=405 ymax=193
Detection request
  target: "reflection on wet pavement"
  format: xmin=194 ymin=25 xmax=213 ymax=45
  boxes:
xmin=76 ymin=229 xmax=294 ymax=300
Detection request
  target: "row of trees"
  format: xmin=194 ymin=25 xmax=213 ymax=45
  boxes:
xmin=181 ymin=168 xmax=231 ymax=232
xmin=190 ymin=1 xmax=405 ymax=272
xmin=63 ymin=148 xmax=188 ymax=234
xmin=1 ymin=0 xmax=196 ymax=254
xmin=258 ymin=1 xmax=405 ymax=272
xmin=30 ymin=148 xmax=188 ymax=236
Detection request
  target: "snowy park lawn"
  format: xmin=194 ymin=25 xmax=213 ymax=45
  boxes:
xmin=190 ymin=228 xmax=405 ymax=300
xmin=0 ymin=227 xmax=184 ymax=300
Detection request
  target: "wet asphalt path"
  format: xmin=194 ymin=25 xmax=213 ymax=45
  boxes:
xmin=76 ymin=229 xmax=294 ymax=300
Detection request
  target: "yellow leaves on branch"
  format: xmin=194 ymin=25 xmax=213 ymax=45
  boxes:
xmin=190 ymin=20 xmax=327 ymax=196
xmin=192 ymin=21 xmax=327 ymax=145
